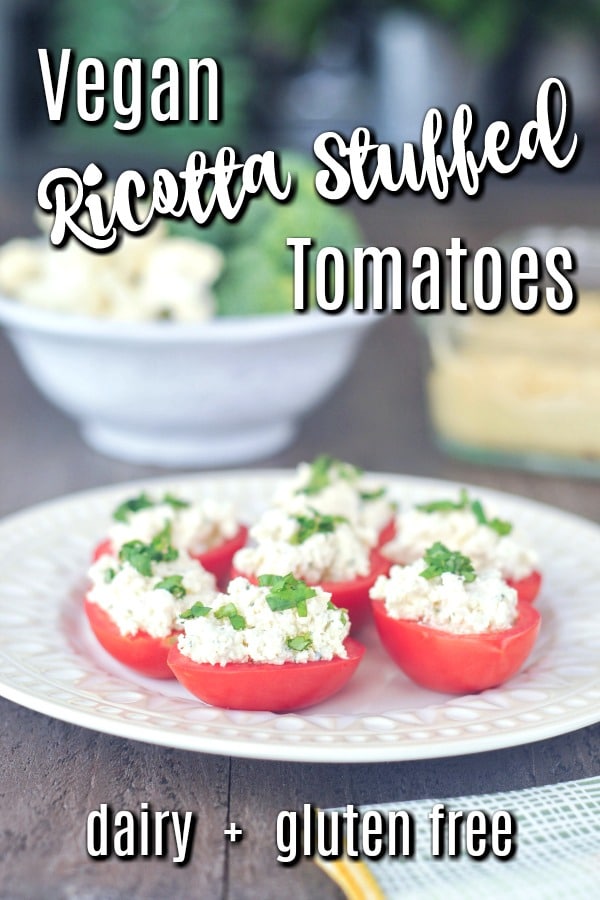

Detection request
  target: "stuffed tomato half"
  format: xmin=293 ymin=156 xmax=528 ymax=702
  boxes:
xmin=231 ymin=508 xmax=391 ymax=630
xmin=370 ymin=543 xmax=541 ymax=694
xmin=269 ymin=455 xmax=397 ymax=549
xmin=371 ymin=598 xmax=540 ymax=694
xmin=381 ymin=489 xmax=542 ymax=604
xmin=231 ymin=551 xmax=388 ymax=631
xmin=85 ymin=530 xmax=217 ymax=679
xmin=84 ymin=597 xmax=178 ymax=679
xmin=93 ymin=490 xmax=247 ymax=586
xmin=168 ymin=573 xmax=365 ymax=711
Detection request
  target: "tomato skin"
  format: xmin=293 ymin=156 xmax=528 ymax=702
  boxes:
xmin=92 ymin=525 xmax=247 ymax=588
xmin=506 ymin=570 xmax=542 ymax=604
xmin=378 ymin=519 xmax=396 ymax=547
xmin=168 ymin=637 xmax=365 ymax=711
xmin=189 ymin=525 xmax=248 ymax=587
xmin=84 ymin=596 xmax=178 ymax=679
xmin=231 ymin=550 xmax=390 ymax=631
xmin=92 ymin=538 xmax=113 ymax=562
xmin=371 ymin=599 xmax=541 ymax=694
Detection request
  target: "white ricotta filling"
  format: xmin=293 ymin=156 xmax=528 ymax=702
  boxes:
xmin=233 ymin=508 xmax=371 ymax=583
xmin=370 ymin=561 xmax=518 ymax=634
xmin=108 ymin=497 xmax=239 ymax=555
xmin=273 ymin=461 xmax=394 ymax=545
xmin=177 ymin=577 xmax=350 ymax=666
xmin=87 ymin=552 xmax=217 ymax=638
xmin=383 ymin=508 xmax=538 ymax=581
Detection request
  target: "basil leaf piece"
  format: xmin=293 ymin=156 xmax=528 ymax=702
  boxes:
xmin=291 ymin=511 xmax=347 ymax=544
xmin=257 ymin=574 xmax=285 ymax=588
xmin=149 ymin=522 xmax=179 ymax=562
xmin=420 ymin=541 xmax=477 ymax=583
xmin=416 ymin=488 xmax=470 ymax=514
xmin=286 ymin=634 xmax=313 ymax=652
xmin=214 ymin=602 xmax=237 ymax=619
xmin=162 ymin=493 xmax=189 ymax=510
xmin=113 ymin=492 xmax=154 ymax=523
xmin=180 ymin=601 xmax=211 ymax=619
xmin=297 ymin=454 xmax=333 ymax=496
xmin=488 ymin=517 xmax=512 ymax=536
xmin=359 ymin=487 xmax=386 ymax=502
xmin=214 ymin=602 xmax=247 ymax=630
xmin=297 ymin=454 xmax=363 ymax=496
xmin=112 ymin=491 xmax=190 ymax=524
xmin=154 ymin=574 xmax=186 ymax=599
xmin=104 ymin=567 xmax=117 ymax=583
xmin=119 ymin=540 xmax=154 ymax=576
xmin=470 ymin=499 xmax=487 ymax=525
xmin=327 ymin=600 xmax=348 ymax=625
xmin=259 ymin=573 xmax=317 ymax=615
xmin=118 ymin=522 xmax=179 ymax=576
xmin=417 ymin=489 xmax=513 ymax=537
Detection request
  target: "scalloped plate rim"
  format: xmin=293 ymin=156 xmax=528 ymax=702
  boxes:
xmin=0 ymin=470 xmax=598 ymax=763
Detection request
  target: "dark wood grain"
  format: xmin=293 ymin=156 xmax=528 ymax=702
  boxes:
xmin=0 ymin=182 xmax=599 ymax=898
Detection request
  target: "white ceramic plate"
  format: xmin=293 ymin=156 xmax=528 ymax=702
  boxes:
xmin=0 ymin=472 xmax=598 ymax=763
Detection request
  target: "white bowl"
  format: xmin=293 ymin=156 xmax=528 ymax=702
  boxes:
xmin=0 ymin=297 xmax=376 ymax=467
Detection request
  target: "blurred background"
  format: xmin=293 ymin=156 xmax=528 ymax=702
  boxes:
xmin=0 ymin=0 xmax=598 ymax=483
xmin=0 ymin=0 xmax=599 ymax=193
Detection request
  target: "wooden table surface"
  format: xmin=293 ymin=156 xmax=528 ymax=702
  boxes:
xmin=0 ymin=183 xmax=599 ymax=899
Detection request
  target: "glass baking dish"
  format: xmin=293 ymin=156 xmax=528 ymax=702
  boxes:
xmin=422 ymin=227 xmax=600 ymax=478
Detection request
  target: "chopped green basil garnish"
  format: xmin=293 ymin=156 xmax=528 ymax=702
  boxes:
xmin=214 ymin=602 xmax=246 ymax=630
xmin=118 ymin=541 xmax=154 ymax=576
xmin=417 ymin=489 xmax=512 ymax=536
xmin=180 ymin=601 xmax=211 ymax=619
xmin=149 ymin=522 xmax=179 ymax=561
xmin=488 ymin=518 xmax=512 ymax=536
xmin=286 ymin=634 xmax=313 ymax=652
xmin=162 ymin=493 xmax=190 ymax=510
xmin=104 ymin=567 xmax=117 ymax=583
xmin=259 ymin=573 xmax=317 ymax=617
xmin=359 ymin=487 xmax=386 ymax=502
xmin=327 ymin=599 xmax=348 ymax=624
xmin=113 ymin=492 xmax=154 ymax=523
xmin=416 ymin=488 xmax=470 ymax=514
xmin=297 ymin=454 xmax=362 ymax=496
xmin=154 ymin=574 xmax=186 ymax=599
xmin=291 ymin=510 xmax=347 ymax=544
xmin=119 ymin=522 xmax=179 ymax=576
xmin=112 ymin=491 xmax=189 ymax=523
xmin=420 ymin=542 xmax=477 ymax=583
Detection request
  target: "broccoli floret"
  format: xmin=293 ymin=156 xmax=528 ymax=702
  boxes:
xmin=169 ymin=153 xmax=361 ymax=316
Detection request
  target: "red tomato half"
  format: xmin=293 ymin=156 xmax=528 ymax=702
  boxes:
xmin=168 ymin=637 xmax=365 ymax=711
xmin=84 ymin=596 xmax=178 ymax=679
xmin=92 ymin=525 xmax=248 ymax=588
xmin=377 ymin=518 xmax=396 ymax=547
xmin=231 ymin=550 xmax=390 ymax=631
xmin=371 ymin=598 xmax=541 ymax=694
xmin=190 ymin=525 xmax=248 ymax=587
xmin=506 ymin=570 xmax=542 ymax=604
xmin=92 ymin=538 xmax=113 ymax=562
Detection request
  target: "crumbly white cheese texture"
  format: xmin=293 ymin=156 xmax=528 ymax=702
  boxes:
xmin=0 ymin=224 xmax=223 ymax=322
xmin=273 ymin=462 xmax=394 ymax=545
xmin=108 ymin=498 xmax=239 ymax=554
xmin=233 ymin=508 xmax=371 ymax=582
xmin=370 ymin=562 xmax=518 ymax=634
xmin=177 ymin=577 xmax=350 ymax=665
xmin=87 ymin=552 xmax=217 ymax=638
xmin=383 ymin=508 xmax=538 ymax=580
